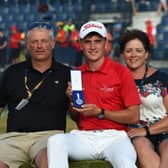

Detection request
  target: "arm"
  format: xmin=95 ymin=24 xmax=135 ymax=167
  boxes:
xmin=128 ymin=95 xmax=168 ymax=138
xmin=0 ymin=41 xmax=7 ymax=49
xmin=149 ymin=116 xmax=168 ymax=135
xmin=69 ymin=102 xmax=80 ymax=122
xmin=128 ymin=116 xmax=168 ymax=139
xmin=70 ymin=104 xmax=139 ymax=124
xmin=148 ymin=94 xmax=168 ymax=134
xmin=104 ymin=105 xmax=139 ymax=124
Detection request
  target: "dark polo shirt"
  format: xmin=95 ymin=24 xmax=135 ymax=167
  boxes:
xmin=0 ymin=59 xmax=71 ymax=132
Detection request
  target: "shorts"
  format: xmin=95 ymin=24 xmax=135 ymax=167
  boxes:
xmin=130 ymin=122 xmax=168 ymax=152
xmin=0 ymin=130 xmax=63 ymax=168
xmin=146 ymin=132 xmax=168 ymax=151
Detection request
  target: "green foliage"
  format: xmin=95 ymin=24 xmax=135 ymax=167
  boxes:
xmin=70 ymin=160 xmax=112 ymax=168
xmin=18 ymin=161 xmax=35 ymax=168
xmin=66 ymin=115 xmax=78 ymax=132
xmin=0 ymin=109 xmax=7 ymax=133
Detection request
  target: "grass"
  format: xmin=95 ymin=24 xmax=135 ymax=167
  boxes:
xmin=0 ymin=109 xmax=7 ymax=133
xmin=66 ymin=115 xmax=78 ymax=132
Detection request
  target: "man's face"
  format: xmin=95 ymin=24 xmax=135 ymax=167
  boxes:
xmin=80 ymin=34 xmax=106 ymax=62
xmin=26 ymin=29 xmax=55 ymax=62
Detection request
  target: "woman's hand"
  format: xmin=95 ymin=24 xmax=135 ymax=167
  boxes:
xmin=128 ymin=127 xmax=146 ymax=138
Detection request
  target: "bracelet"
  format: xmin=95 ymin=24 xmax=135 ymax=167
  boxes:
xmin=144 ymin=125 xmax=150 ymax=137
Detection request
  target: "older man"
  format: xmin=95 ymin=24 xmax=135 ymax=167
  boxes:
xmin=0 ymin=21 xmax=71 ymax=168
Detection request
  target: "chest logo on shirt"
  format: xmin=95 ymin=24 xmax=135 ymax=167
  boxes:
xmin=100 ymin=86 xmax=114 ymax=92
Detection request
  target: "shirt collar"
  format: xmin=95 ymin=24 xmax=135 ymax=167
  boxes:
xmin=26 ymin=57 xmax=58 ymax=73
xmin=79 ymin=56 xmax=111 ymax=74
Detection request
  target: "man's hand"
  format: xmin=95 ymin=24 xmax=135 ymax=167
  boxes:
xmin=72 ymin=104 xmax=101 ymax=117
xmin=66 ymin=82 xmax=101 ymax=119
xmin=66 ymin=82 xmax=72 ymax=101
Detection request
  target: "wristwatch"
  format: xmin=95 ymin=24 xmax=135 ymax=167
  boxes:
xmin=144 ymin=125 xmax=150 ymax=137
xmin=97 ymin=108 xmax=105 ymax=119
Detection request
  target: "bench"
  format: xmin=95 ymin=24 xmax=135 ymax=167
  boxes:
xmin=70 ymin=160 xmax=112 ymax=168
xmin=19 ymin=160 xmax=112 ymax=168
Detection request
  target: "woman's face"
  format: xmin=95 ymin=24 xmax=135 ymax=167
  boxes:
xmin=123 ymin=38 xmax=149 ymax=70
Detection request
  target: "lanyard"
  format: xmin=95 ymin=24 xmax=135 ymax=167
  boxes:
xmin=140 ymin=64 xmax=148 ymax=85
xmin=24 ymin=69 xmax=52 ymax=99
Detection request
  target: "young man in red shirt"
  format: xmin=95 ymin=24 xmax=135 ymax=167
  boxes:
xmin=47 ymin=21 xmax=141 ymax=168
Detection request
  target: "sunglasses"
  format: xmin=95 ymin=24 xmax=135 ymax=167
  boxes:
xmin=28 ymin=22 xmax=53 ymax=31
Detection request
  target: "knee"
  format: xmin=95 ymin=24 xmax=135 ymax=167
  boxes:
xmin=35 ymin=148 xmax=48 ymax=168
xmin=108 ymin=158 xmax=136 ymax=168
xmin=133 ymin=137 xmax=149 ymax=153
xmin=133 ymin=137 xmax=147 ymax=145
xmin=0 ymin=161 xmax=9 ymax=168
xmin=159 ymin=140 xmax=168 ymax=154
xmin=48 ymin=134 xmax=66 ymax=147
xmin=118 ymin=159 xmax=137 ymax=168
xmin=105 ymin=149 xmax=136 ymax=168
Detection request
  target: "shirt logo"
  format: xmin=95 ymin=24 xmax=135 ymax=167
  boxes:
xmin=100 ymin=86 xmax=114 ymax=92
xmin=54 ymin=80 xmax=59 ymax=84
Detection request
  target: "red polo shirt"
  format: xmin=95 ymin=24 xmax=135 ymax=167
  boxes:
xmin=78 ymin=56 xmax=141 ymax=131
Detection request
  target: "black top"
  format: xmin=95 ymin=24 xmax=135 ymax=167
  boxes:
xmin=0 ymin=59 xmax=71 ymax=132
xmin=135 ymin=70 xmax=168 ymax=89
xmin=135 ymin=70 xmax=168 ymax=124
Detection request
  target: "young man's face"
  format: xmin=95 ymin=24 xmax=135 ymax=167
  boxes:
xmin=80 ymin=33 xmax=106 ymax=63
